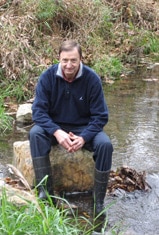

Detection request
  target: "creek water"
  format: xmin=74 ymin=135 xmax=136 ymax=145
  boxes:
xmin=102 ymin=66 xmax=159 ymax=235
xmin=0 ymin=66 xmax=159 ymax=235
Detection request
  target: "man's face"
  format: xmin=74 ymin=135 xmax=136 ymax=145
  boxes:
xmin=59 ymin=48 xmax=81 ymax=81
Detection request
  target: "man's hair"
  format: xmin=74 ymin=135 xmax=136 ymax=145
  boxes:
xmin=59 ymin=40 xmax=82 ymax=58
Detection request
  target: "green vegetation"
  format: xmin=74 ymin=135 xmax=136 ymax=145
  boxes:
xmin=0 ymin=189 xmax=117 ymax=235
xmin=0 ymin=76 xmax=32 ymax=103
xmin=36 ymin=0 xmax=59 ymax=21
xmin=0 ymin=105 xmax=13 ymax=133
xmin=0 ymin=190 xmax=82 ymax=235
xmin=143 ymin=35 xmax=159 ymax=56
xmin=0 ymin=0 xmax=159 ymax=132
xmin=93 ymin=56 xmax=123 ymax=80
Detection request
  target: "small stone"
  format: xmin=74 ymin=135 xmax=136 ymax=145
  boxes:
xmin=16 ymin=104 xmax=32 ymax=124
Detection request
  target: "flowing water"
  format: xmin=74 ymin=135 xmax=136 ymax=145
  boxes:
xmin=0 ymin=66 xmax=159 ymax=235
xmin=102 ymin=66 xmax=159 ymax=235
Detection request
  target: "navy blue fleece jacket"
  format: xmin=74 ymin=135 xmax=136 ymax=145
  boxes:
xmin=32 ymin=62 xmax=109 ymax=142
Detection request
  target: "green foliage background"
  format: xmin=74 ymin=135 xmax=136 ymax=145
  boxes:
xmin=0 ymin=0 xmax=159 ymax=131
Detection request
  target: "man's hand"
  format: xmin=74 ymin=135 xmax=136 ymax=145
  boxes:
xmin=69 ymin=132 xmax=85 ymax=151
xmin=54 ymin=129 xmax=74 ymax=152
xmin=54 ymin=130 xmax=85 ymax=152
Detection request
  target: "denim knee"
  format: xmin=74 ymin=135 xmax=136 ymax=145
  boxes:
xmin=29 ymin=125 xmax=44 ymax=140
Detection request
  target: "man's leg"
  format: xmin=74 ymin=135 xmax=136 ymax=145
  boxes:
xmin=85 ymin=131 xmax=113 ymax=232
xmin=29 ymin=125 xmax=57 ymax=202
xmin=91 ymin=131 xmax=113 ymax=216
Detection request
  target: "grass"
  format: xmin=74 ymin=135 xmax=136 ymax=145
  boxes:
xmin=0 ymin=189 xmax=84 ymax=235
xmin=0 ymin=188 xmax=118 ymax=235
xmin=92 ymin=56 xmax=123 ymax=80
xmin=0 ymin=72 xmax=32 ymax=133
xmin=143 ymin=36 xmax=159 ymax=55
xmin=0 ymin=68 xmax=33 ymax=103
xmin=0 ymin=103 xmax=13 ymax=134
xmin=36 ymin=0 xmax=60 ymax=21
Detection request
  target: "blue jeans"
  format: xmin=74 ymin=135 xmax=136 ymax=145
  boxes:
xmin=29 ymin=125 xmax=113 ymax=171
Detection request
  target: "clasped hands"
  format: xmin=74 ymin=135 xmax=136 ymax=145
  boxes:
xmin=54 ymin=129 xmax=85 ymax=153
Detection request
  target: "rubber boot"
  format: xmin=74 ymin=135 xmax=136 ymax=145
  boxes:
xmin=32 ymin=155 xmax=55 ymax=204
xmin=93 ymin=168 xmax=110 ymax=233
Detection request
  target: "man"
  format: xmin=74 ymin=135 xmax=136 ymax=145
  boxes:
xmin=29 ymin=39 xmax=113 ymax=217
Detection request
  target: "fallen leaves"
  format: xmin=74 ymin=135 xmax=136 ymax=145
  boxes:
xmin=108 ymin=166 xmax=151 ymax=194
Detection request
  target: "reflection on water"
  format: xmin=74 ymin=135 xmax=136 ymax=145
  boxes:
xmin=0 ymin=66 xmax=159 ymax=234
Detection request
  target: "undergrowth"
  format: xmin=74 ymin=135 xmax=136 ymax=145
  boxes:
xmin=0 ymin=104 xmax=13 ymax=133
xmin=0 ymin=188 xmax=117 ymax=235
xmin=1 ymin=0 xmax=159 ymax=83
xmin=0 ymin=0 xmax=159 ymax=131
xmin=0 ymin=190 xmax=82 ymax=235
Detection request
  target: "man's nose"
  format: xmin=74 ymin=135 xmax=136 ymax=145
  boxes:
xmin=66 ymin=60 xmax=72 ymax=67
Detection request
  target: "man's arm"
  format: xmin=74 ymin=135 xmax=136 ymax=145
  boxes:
xmin=32 ymin=73 xmax=61 ymax=135
xmin=79 ymin=80 xmax=108 ymax=142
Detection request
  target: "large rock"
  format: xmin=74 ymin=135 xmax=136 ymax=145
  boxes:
xmin=13 ymin=140 xmax=95 ymax=193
